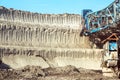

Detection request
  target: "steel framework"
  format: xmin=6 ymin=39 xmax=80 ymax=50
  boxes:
xmin=83 ymin=0 xmax=120 ymax=35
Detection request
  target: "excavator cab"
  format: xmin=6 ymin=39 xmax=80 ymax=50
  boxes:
xmin=101 ymin=33 xmax=120 ymax=77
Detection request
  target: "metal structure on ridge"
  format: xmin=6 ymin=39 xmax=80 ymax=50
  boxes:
xmin=82 ymin=0 xmax=120 ymax=36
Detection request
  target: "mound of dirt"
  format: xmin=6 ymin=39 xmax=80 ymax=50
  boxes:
xmin=43 ymin=65 xmax=80 ymax=76
xmin=0 ymin=65 xmax=119 ymax=80
xmin=0 ymin=66 xmax=43 ymax=80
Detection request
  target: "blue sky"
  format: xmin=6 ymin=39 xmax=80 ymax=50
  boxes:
xmin=0 ymin=0 xmax=114 ymax=14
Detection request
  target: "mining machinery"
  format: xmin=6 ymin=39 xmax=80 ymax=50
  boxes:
xmin=82 ymin=0 xmax=120 ymax=78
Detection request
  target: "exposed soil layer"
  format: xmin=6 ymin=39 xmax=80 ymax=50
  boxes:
xmin=0 ymin=65 xmax=119 ymax=80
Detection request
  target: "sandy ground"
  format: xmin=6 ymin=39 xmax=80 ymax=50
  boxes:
xmin=0 ymin=64 xmax=119 ymax=80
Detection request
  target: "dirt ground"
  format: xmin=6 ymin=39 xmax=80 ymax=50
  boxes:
xmin=0 ymin=64 xmax=119 ymax=80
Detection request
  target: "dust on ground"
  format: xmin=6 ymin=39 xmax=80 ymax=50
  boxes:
xmin=0 ymin=64 xmax=119 ymax=80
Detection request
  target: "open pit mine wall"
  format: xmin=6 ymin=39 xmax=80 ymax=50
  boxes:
xmin=0 ymin=22 xmax=89 ymax=48
xmin=0 ymin=6 xmax=103 ymax=69
xmin=0 ymin=6 xmax=81 ymax=29
xmin=0 ymin=6 xmax=89 ymax=48
xmin=0 ymin=47 xmax=103 ymax=69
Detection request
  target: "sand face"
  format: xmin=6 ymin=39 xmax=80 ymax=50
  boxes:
xmin=1 ymin=55 xmax=49 ymax=69
xmin=53 ymin=57 xmax=101 ymax=70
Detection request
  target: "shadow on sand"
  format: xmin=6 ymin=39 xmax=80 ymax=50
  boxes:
xmin=0 ymin=60 xmax=11 ymax=69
